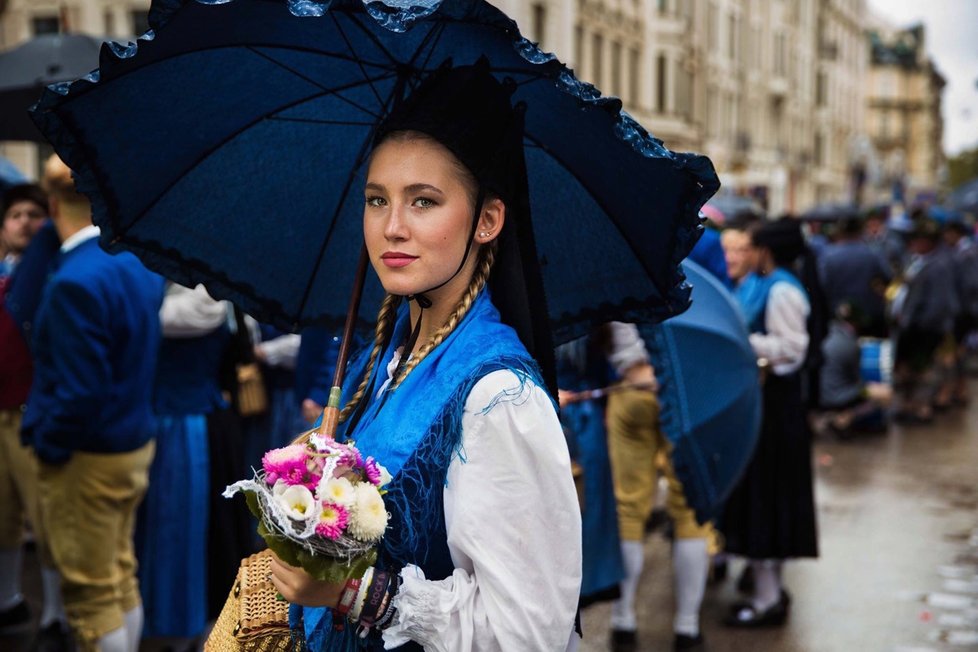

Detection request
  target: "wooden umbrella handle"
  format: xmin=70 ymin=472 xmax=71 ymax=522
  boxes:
xmin=314 ymin=245 xmax=370 ymax=439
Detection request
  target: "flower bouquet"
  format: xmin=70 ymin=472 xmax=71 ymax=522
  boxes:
xmin=224 ymin=433 xmax=391 ymax=582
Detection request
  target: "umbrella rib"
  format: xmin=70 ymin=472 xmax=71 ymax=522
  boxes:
xmin=411 ymin=21 xmax=447 ymax=71
xmin=521 ymin=131 xmax=674 ymax=301
xmin=246 ymin=46 xmax=385 ymax=120
xmin=293 ymin=75 xmax=405 ymax=319
xmin=342 ymin=11 xmax=400 ymax=70
xmin=267 ymin=117 xmax=378 ymax=127
xmin=329 ymin=13 xmax=387 ymax=111
xmin=115 ymin=75 xmax=394 ymax=237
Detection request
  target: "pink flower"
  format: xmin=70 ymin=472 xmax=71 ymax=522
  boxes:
xmin=364 ymin=457 xmax=382 ymax=486
xmin=315 ymin=502 xmax=349 ymax=541
xmin=337 ymin=447 xmax=364 ymax=470
xmin=262 ymin=445 xmax=320 ymax=490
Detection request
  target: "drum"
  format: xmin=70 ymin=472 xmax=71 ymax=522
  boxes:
xmin=859 ymin=337 xmax=893 ymax=384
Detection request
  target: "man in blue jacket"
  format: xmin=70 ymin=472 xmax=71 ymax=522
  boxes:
xmin=21 ymin=156 xmax=164 ymax=652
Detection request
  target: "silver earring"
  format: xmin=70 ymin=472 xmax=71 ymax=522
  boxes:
xmin=480 ymin=231 xmax=491 ymax=238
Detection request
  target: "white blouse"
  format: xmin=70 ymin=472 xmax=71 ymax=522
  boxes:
xmin=378 ymin=361 xmax=583 ymax=651
xmin=748 ymin=281 xmax=810 ymax=376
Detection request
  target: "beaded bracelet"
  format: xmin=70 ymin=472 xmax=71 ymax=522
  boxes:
xmin=349 ymin=567 xmax=375 ymax=622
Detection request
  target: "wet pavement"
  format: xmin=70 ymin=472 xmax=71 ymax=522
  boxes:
xmin=3 ymin=392 xmax=977 ymax=652
xmin=581 ymin=395 xmax=978 ymax=652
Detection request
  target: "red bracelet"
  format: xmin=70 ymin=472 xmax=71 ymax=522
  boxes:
xmin=334 ymin=578 xmax=362 ymax=618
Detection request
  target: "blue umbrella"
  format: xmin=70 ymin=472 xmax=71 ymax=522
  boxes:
xmin=947 ymin=177 xmax=978 ymax=217
xmin=642 ymin=259 xmax=761 ymax=522
xmin=0 ymin=156 xmax=27 ymax=192
xmin=0 ymin=33 xmax=121 ymax=142
xmin=29 ymin=0 xmax=718 ymax=347
xmin=800 ymin=201 xmax=856 ymax=222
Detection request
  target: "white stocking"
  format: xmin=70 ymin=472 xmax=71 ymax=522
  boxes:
xmin=672 ymin=538 xmax=709 ymax=636
xmin=610 ymin=540 xmax=645 ymax=631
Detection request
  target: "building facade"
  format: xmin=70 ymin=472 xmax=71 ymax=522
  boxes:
xmin=1 ymin=0 xmax=945 ymax=215
xmin=0 ymin=0 xmax=151 ymax=177
xmin=865 ymin=23 xmax=946 ymax=205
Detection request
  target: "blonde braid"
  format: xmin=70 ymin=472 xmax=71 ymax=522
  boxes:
xmin=391 ymin=244 xmax=497 ymax=389
xmin=338 ymin=293 xmax=402 ymax=423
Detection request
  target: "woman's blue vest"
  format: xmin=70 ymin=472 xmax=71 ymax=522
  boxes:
xmin=734 ymin=268 xmax=806 ymax=335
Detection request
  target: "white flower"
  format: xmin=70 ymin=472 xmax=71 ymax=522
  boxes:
xmin=349 ymin=483 xmax=388 ymax=542
xmin=377 ymin=465 xmax=393 ymax=487
xmin=272 ymin=480 xmax=289 ymax=497
xmin=274 ymin=485 xmax=318 ymax=522
xmin=318 ymin=476 xmax=356 ymax=509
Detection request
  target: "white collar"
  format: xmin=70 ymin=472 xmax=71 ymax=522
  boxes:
xmin=60 ymin=224 xmax=100 ymax=253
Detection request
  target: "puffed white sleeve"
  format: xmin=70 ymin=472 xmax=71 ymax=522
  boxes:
xmin=382 ymin=369 xmax=583 ymax=652
xmin=159 ymin=283 xmax=228 ymax=337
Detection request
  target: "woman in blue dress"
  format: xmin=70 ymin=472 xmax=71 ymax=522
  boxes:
xmin=267 ymin=62 xmax=582 ymax=650
xmin=136 ymin=282 xmax=228 ymax=638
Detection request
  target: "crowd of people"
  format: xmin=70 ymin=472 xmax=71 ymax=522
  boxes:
xmin=1 ymin=100 xmax=975 ymax=652
xmin=558 ymin=199 xmax=978 ymax=651
xmin=0 ymin=159 xmax=347 ymax=652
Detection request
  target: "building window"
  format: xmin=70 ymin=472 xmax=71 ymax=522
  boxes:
xmin=592 ymin=33 xmax=604 ymax=88
xmin=32 ymin=16 xmax=60 ymax=35
xmin=629 ymin=47 xmax=641 ymax=107
xmin=728 ymin=14 xmax=737 ymax=60
xmin=574 ymin=25 xmax=583 ymax=68
xmin=531 ymin=3 xmax=546 ymax=47
xmin=774 ymin=31 xmax=786 ymax=76
xmin=104 ymin=9 xmax=116 ymax=36
xmin=656 ymin=54 xmax=667 ymax=113
xmin=816 ymin=71 xmax=826 ymax=106
xmin=132 ymin=10 xmax=151 ymax=35
xmin=814 ymin=131 xmax=824 ymax=166
xmin=675 ymin=63 xmax=692 ymax=118
xmin=611 ymin=41 xmax=622 ymax=97
xmin=708 ymin=3 xmax=719 ymax=48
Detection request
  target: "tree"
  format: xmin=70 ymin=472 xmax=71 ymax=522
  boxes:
xmin=948 ymin=146 xmax=978 ymax=189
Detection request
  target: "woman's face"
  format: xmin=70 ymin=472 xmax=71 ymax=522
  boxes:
xmin=363 ymin=137 xmax=484 ymax=302
xmin=721 ymin=229 xmax=752 ymax=281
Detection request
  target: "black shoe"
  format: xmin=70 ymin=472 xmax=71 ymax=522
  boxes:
xmin=29 ymin=621 xmax=76 ymax=652
xmin=610 ymin=628 xmax=638 ymax=652
xmin=0 ymin=599 xmax=31 ymax=634
xmin=709 ymin=558 xmax=728 ymax=584
xmin=735 ymin=564 xmax=754 ymax=595
xmin=674 ymin=632 xmax=705 ymax=650
xmin=723 ymin=596 xmax=789 ymax=628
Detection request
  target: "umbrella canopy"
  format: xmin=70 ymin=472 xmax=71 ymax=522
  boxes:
xmin=0 ymin=33 xmax=125 ymax=142
xmin=0 ymin=156 xmax=27 ymax=192
xmin=642 ymin=259 xmax=761 ymax=522
xmin=29 ymin=0 xmax=718 ymax=347
xmin=705 ymin=193 xmax=765 ymax=221
xmin=948 ymin=177 xmax=978 ymax=217
xmin=800 ymin=201 xmax=857 ymax=222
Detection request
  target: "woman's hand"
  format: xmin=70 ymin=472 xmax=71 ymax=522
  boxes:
xmin=268 ymin=551 xmax=347 ymax=608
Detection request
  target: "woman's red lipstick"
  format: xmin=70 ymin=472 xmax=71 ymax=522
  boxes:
xmin=381 ymin=252 xmax=418 ymax=268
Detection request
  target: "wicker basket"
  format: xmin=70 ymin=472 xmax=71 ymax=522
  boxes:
xmin=204 ymin=550 xmax=293 ymax=652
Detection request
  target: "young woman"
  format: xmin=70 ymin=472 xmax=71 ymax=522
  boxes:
xmin=268 ymin=64 xmax=583 ymax=651
xmin=722 ymin=219 xmax=819 ymax=627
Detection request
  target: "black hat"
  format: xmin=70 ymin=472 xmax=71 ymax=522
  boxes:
xmin=374 ymin=59 xmax=556 ymax=393
xmin=375 ymin=58 xmax=525 ymax=205
xmin=752 ymin=218 xmax=807 ymax=264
